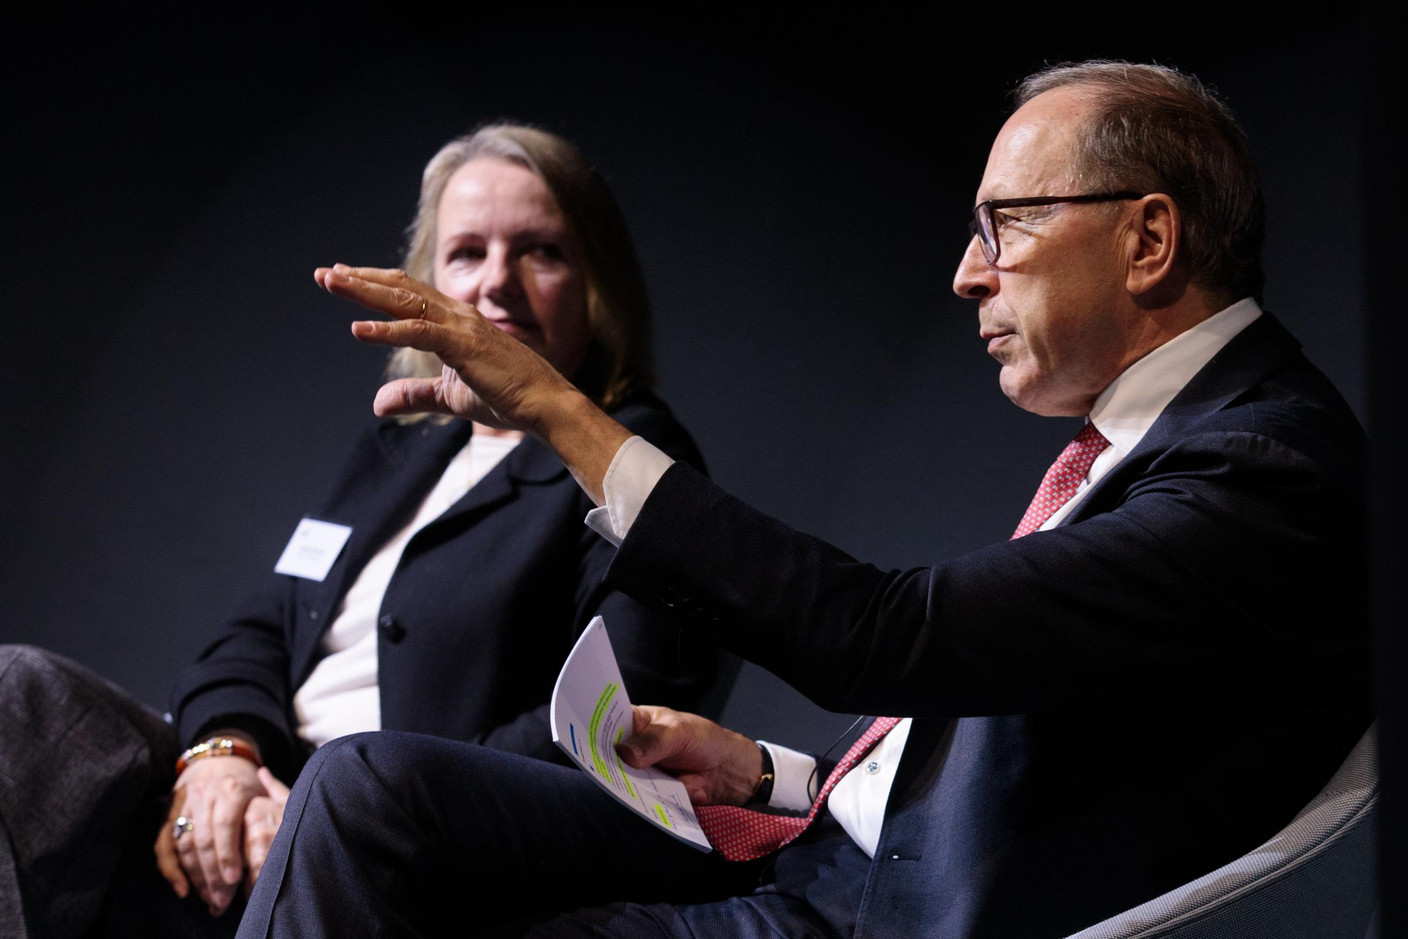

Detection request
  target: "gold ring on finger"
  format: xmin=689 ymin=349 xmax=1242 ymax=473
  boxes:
xmin=419 ymin=297 xmax=428 ymax=318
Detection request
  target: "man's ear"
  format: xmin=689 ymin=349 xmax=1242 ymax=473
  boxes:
xmin=1126 ymin=194 xmax=1180 ymax=296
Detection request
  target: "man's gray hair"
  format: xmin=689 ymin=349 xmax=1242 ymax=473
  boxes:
xmin=1018 ymin=60 xmax=1265 ymax=304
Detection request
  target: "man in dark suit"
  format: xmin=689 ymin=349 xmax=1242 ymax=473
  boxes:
xmin=235 ymin=60 xmax=1370 ymax=938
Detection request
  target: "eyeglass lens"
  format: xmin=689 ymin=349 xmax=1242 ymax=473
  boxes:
xmin=973 ymin=204 xmax=997 ymax=263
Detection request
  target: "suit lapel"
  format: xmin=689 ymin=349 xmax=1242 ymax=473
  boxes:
xmin=328 ymin=418 xmax=472 ymax=589
xmin=1134 ymin=313 xmax=1299 ymax=450
xmin=290 ymin=426 xmax=571 ymax=683
xmin=290 ymin=419 xmax=472 ymax=681
xmin=1062 ymin=312 xmax=1301 ymax=526
xmin=420 ymin=433 xmax=569 ymax=533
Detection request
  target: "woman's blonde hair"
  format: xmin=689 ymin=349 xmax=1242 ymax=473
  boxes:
xmin=387 ymin=123 xmax=656 ymax=411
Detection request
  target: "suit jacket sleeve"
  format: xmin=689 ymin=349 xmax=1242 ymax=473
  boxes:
xmin=605 ymin=343 xmax=1369 ymax=726
xmin=457 ymin=397 xmax=727 ymax=762
xmin=167 ymin=416 xmax=389 ymax=780
xmin=168 ymin=580 xmax=301 ymax=778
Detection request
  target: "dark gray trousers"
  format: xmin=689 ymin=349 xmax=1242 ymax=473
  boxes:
xmin=0 ymin=645 xmax=238 ymax=938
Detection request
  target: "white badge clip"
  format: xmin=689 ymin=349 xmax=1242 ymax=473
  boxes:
xmin=274 ymin=518 xmax=353 ymax=582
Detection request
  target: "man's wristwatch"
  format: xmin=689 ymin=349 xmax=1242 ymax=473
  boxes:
xmin=747 ymin=741 xmax=775 ymax=805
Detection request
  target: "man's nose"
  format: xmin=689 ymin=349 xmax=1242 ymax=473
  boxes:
xmin=952 ymin=236 xmax=994 ymax=300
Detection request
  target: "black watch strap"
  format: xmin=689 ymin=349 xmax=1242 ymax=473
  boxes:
xmin=748 ymin=741 xmax=776 ymax=806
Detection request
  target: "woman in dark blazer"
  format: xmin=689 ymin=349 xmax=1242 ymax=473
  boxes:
xmin=0 ymin=124 xmax=724 ymax=937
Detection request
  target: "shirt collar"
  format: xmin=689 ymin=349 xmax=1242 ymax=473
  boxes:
xmin=1088 ymin=297 xmax=1263 ymax=458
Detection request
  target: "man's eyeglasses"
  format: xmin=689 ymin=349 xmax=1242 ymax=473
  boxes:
xmin=968 ymin=192 xmax=1145 ymax=265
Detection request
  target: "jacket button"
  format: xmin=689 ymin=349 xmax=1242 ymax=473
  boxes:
xmin=378 ymin=615 xmax=406 ymax=643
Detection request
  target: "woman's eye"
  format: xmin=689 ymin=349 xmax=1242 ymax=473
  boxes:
xmin=447 ymin=246 xmax=485 ymax=263
xmin=527 ymin=243 xmax=565 ymax=261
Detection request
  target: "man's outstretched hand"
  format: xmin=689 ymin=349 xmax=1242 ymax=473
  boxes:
xmin=316 ymin=264 xmax=631 ymax=504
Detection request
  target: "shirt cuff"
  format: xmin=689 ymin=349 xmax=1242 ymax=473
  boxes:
xmin=582 ymin=435 xmax=675 ymax=546
xmin=758 ymin=740 xmax=819 ymax=813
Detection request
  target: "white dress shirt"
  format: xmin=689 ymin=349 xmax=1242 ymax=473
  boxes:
xmin=585 ymin=298 xmax=1262 ymax=856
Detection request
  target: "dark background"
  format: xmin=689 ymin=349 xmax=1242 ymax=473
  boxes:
xmin=1 ymin=5 xmax=1398 ymax=933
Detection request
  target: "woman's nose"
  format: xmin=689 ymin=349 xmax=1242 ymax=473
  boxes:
xmin=478 ymin=248 xmax=521 ymax=302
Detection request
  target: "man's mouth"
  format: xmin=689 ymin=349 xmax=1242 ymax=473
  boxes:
xmin=981 ymin=327 xmax=1014 ymax=358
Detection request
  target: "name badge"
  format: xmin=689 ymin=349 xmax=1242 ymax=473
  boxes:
xmin=274 ymin=518 xmax=353 ymax=582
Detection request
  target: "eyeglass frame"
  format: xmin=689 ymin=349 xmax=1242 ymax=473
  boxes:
xmin=968 ymin=191 xmax=1146 ymax=265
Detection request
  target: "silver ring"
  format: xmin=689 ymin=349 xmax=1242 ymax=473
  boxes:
xmin=172 ymin=815 xmax=194 ymax=840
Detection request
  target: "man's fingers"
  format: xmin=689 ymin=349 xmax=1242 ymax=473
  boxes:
xmin=616 ymin=705 xmax=686 ymax=768
xmin=672 ymin=773 xmax=714 ymax=805
xmin=349 ymin=316 xmax=483 ymax=378
xmin=318 ymin=265 xmax=456 ymax=326
xmin=316 ymin=259 xmax=589 ymax=437
xmin=615 ymin=706 xmax=762 ymax=805
xmin=319 ymin=267 xmax=406 ymax=316
xmin=372 ymin=377 xmax=452 ymax=417
xmin=321 ymin=264 xmax=416 ymax=292
xmin=319 ymin=266 xmax=499 ymax=367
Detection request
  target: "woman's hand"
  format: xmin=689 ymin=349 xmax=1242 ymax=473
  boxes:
xmin=614 ymin=705 xmax=764 ymax=806
xmin=315 ymin=264 xmax=632 ymax=503
xmin=242 ymin=767 xmax=290 ymax=894
xmin=154 ymin=755 xmax=263 ymax=916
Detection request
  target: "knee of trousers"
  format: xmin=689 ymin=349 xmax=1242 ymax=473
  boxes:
xmin=290 ymin=732 xmax=545 ymax=841
xmin=0 ymin=646 xmax=177 ymax=937
xmin=0 ymin=644 xmax=176 ymax=764
xmin=0 ymin=644 xmax=88 ymax=700
xmin=0 ymin=643 xmax=176 ymax=807
xmin=281 ymin=732 xmax=467 ymax=865
xmin=1 ymin=645 xmax=169 ymax=732
xmin=298 ymin=729 xmax=514 ymax=796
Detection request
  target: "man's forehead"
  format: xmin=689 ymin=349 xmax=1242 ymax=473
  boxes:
xmin=976 ymin=87 xmax=1091 ymax=201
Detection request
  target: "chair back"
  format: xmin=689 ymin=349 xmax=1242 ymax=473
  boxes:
xmin=1067 ymin=724 xmax=1378 ymax=939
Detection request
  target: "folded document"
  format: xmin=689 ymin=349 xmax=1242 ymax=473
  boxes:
xmin=549 ymin=616 xmax=712 ymax=852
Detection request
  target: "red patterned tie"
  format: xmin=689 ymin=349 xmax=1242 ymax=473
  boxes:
xmin=1011 ymin=422 xmax=1109 ymax=538
xmin=696 ymin=716 xmax=902 ymax=861
xmin=696 ymin=422 xmax=1108 ymax=861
